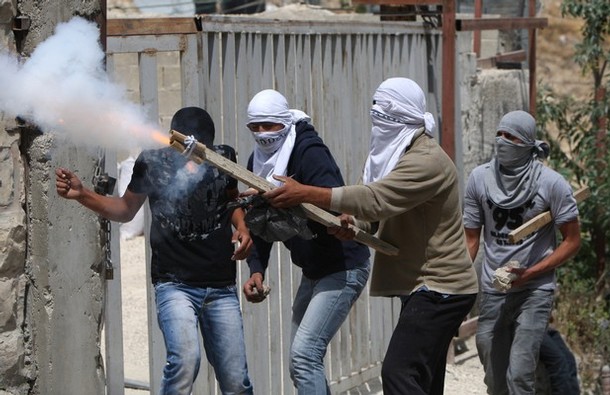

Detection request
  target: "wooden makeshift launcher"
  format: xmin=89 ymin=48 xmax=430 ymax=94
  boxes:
xmin=508 ymin=186 xmax=590 ymax=244
xmin=169 ymin=130 xmax=400 ymax=256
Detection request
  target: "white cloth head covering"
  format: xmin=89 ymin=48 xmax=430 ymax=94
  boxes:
xmin=247 ymin=89 xmax=311 ymax=186
xmin=484 ymin=110 xmax=550 ymax=209
xmin=362 ymin=77 xmax=436 ymax=184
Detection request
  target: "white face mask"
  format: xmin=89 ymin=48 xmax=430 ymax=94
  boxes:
xmin=495 ymin=137 xmax=532 ymax=168
xmin=252 ymin=126 xmax=290 ymax=154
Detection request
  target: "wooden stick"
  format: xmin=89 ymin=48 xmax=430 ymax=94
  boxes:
xmin=507 ymin=186 xmax=590 ymax=244
xmin=169 ymin=130 xmax=400 ymax=256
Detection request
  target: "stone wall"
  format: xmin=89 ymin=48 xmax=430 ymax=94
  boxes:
xmin=462 ymin=68 xmax=529 ymax=178
xmin=0 ymin=1 xmax=30 ymax=392
xmin=0 ymin=1 xmax=107 ymax=394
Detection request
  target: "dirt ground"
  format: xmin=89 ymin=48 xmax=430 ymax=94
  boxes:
xmin=119 ymin=235 xmax=488 ymax=394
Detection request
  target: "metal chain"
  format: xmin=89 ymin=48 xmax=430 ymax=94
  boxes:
xmin=94 ymin=148 xmax=114 ymax=280
xmin=101 ymin=216 xmax=114 ymax=280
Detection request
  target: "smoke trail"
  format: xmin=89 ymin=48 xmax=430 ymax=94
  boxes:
xmin=0 ymin=17 xmax=166 ymax=150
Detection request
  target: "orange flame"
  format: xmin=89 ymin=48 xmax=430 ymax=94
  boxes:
xmin=152 ymin=131 xmax=170 ymax=146
xmin=185 ymin=161 xmax=198 ymax=173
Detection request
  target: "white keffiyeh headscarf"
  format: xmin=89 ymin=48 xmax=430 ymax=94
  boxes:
xmin=362 ymin=78 xmax=436 ymax=184
xmin=247 ymin=89 xmax=311 ymax=186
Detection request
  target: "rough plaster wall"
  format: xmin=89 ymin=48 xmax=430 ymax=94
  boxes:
xmin=462 ymin=68 xmax=529 ymax=178
xmin=0 ymin=114 xmax=29 ymax=393
xmin=0 ymin=0 xmax=107 ymax=394
xmin=0 ymin=0 xmax=16 ymax=51
xmin=26 ymin=136 xmax=106 ymax=395
xmin=0 ymin=1 xmax=30 ymax=393
xmin=457 ymin=30 xmax=529 ymax=184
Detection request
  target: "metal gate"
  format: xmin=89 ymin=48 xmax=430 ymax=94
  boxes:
xmin=106 ymin=15 xmax=443 ymax=394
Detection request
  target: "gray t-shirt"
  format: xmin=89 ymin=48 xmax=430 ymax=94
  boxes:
xmin=463 ymin=163 xmax=578 ymax=293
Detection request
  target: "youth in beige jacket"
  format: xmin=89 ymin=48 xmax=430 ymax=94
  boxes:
xmin=331 ymin=130 xmax=479 ymax=297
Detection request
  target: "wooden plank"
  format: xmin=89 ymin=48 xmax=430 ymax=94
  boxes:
xmin=508 ymin=186 xmax=590 ymax=244
xmin=107 ymin=34 xmax=185 ymax=54
xmin=108 ymin=16 xmax=433 ymax=38
xmin=351 ymin=0 xmax=442 ymax=5
xmin=477 ymin=50 xmax=526 ymax=69
xmin=457 ymin=316 xmax=478 ymax=339
xmin=441 ymin=0 xmax=456 ymax=160
xmin=528 ymin=0 xmax=538 ymax=115
xmin=169 ymin=131 xmax=400 ymax=256
xmin=456 ymin=17 xmax=548 ymax=32
xmin=107 ymin=18 xmax=199 ymax=36
xmin=473 ymin=0 xmax=482 ymax=56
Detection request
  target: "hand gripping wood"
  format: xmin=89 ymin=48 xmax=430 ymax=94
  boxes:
xmin=169 ymin=130 xmax=399 ymax=256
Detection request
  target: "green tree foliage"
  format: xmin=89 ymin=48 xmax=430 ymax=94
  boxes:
xmin=537 ymin=89 xmax=610 ymax=277
xmin=536 ymin=0 xmax=610 ymax=389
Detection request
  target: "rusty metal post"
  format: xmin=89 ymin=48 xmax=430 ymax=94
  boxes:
xmin=528 ymin=0 xmax=536 ymax=114
xmin=98 ymin=0 xmax=107 ymax=53
xmin=473 ymin=0 xmax=482 ymax=57
xmin=441 ymin=0 xmax=456 ymax=160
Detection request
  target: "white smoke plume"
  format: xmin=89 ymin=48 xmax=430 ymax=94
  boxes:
xmin=0 ymin=17 xmax=167 ymax=150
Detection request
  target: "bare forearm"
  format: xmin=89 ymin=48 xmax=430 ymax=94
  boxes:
xmin=75 ymin=188 xmax=139 ymax=222
xmin=521 ymin=220 xmax=581 ymax=281
xmin=231 ymin=207 xmax=247 ymax=230
xmin=57 ymin=167 xmax=144 ymax=222
xmin=464 ymin=228 xmax=481 ymax=262
xmin=301 ymin=185 xmax=332 ymax=209
xmin=523 ymin=238 xmax=580 ymax=279
xmin=263 ymin=177 xmax=332 ymax=209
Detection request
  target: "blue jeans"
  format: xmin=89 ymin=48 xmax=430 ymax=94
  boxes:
xmin=476 ymin=289 xmax=554 ymax=395
xmin=155 ymin=282 xmax=253 ymax=395
xmin=289 ymin=261 xmax=370 ymax=395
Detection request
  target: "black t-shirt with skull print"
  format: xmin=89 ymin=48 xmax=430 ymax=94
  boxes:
xmin=128 ymin=145 xmax=238 ymax=287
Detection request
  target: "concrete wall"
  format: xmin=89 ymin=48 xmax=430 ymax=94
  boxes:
xmin=462 ymin=67 xmax=530 ymax=177
xmin=458 ymin=30 xmax=530 ymax=180
xmin=0 ymin=1 xmax=107 ymax=394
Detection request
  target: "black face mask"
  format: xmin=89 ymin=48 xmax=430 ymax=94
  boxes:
xmin=170 ymin=107 xmax=215 ymax=147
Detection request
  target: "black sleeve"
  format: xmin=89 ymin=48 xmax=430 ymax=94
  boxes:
xmin=215 ymin=144 xmax=238 ymax=189
xmin=294 ymin=140 xmax=344 ymax=189
xmin=246 ymin=234 xmax=273 ymax=278
xmin=127 ymin=153 xmax=149 ymax=194
xmin=244 ymin=151 xmax=274 ymax=277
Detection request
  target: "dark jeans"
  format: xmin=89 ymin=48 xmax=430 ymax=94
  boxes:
xmin=476 ymin=290 xmax=554 ymax=395
xmin=381 ymin=290 xmax=477 ymax=395
xmin=540 ymin=328 xmax=580 ymax=395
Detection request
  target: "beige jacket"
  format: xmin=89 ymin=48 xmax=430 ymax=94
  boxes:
xmin=331 ymin=134 xmax=478 ymax=296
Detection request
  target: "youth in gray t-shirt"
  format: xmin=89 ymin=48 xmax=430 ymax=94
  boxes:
xmin=463 ymin=164 xmax=578 ymax=293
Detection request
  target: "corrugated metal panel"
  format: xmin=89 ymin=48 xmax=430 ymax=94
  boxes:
xmin=107 ymin=18 xmax=442 ymax=394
